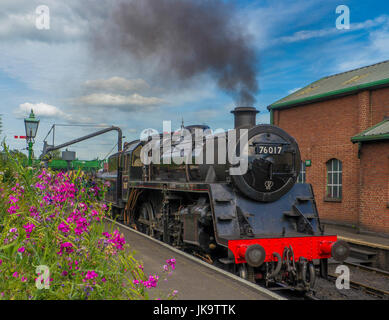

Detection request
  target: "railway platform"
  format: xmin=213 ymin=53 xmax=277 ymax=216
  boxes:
xmin=324 ymin=224 xmax=389 ymax=271
xmin=104 ymin=218 xmax=285 ymax=300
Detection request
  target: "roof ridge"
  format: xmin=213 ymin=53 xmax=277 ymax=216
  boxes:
xmin=323 ymin=59 xmax=389 ymax=80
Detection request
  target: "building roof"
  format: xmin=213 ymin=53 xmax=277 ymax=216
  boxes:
xmin=268 ymin=60 xmax=389 ymax=110
xmin=351 ymin=118 xmax=389 ymax=143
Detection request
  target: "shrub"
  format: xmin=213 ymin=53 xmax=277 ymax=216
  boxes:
xmin=0 ymin=148 xmax=176 ymax=300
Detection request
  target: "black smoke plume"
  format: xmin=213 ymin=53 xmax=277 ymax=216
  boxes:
xmin=92 ymin=0 xmax=259 ymax=105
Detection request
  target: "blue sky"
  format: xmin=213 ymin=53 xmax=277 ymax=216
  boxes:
xmin=0 ymin=0 xmax=388 ymax=159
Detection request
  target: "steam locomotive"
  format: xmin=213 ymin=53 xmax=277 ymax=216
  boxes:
xmin=99 ymin=107 xmax=349 ymax=291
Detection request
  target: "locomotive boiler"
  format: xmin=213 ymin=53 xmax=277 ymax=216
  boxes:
xmin=99 ymin=107 xmax=349 ymax=291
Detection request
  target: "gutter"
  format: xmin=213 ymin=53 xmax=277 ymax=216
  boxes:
xmin=351 ymin=134 xmax=389 ymax=143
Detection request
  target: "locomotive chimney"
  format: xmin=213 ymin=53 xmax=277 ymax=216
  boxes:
xmin=231 ymin=106 xmax=259 ymax=129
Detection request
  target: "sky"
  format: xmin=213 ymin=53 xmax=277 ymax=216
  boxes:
xmin=0 ymin=0 xmax=388 ymax=160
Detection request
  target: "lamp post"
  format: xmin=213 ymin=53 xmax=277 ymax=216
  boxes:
xmin=24 ymin=109 xmax=40 ymax=166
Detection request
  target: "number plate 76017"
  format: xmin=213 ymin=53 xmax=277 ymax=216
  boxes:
xmin=255 ymin=145 xmax=283 ymax=155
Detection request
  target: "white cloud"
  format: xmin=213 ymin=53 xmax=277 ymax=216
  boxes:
xmin=76 ymin=93 xmax=165 ymax=108
xmin=84 ymin=77 xmax=150 ymax=92
xmin=242 ymin=1 xmax=322 ymax=50
xmin=14 ymin=102 xmax=70 ymax=119
xmin=276 ymin=15 xmax=389 ymax=44
xmin=0 ymin=6 xmax=87 ymax=43
xmin=335 ymin=27 xmax=389 ymax=72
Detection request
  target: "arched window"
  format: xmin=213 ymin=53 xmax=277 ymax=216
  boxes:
xmin=326 ymin=159 xmax=342 ymax=200
xmin=297 ymin=161 xmax=306 ymax=183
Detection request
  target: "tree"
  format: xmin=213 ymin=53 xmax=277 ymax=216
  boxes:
xmin=47 ymin=149 xmax=62 ymax=160
xmin=41 ymin=149 xmax=62 ymax=161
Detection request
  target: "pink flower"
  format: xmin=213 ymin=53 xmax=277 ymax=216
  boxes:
xmin=83 ymin=270 xmax=99 ymax=283
xmin=85 ymin=271 xmax=98 ymax=279
xmin=163 ymin=258 xmax=176 ymax=272
xmin=142 ymin=275 xmax=159 ymax=288
xmin=12 ymin=272 xmax=19 ymax=278
xmin=29 ymin=206 xmax=39 ymax=218
xmin=57 ymin=242 xmax=74 ymax=256
xmin=102 ymin=230 xmax=126 ymax=251
xmin=17 ymin=247 xmax=25 ymax=253
xmin=23 ymin=223 xmax=35 ymax=238
xmin=21 ymin=276 xmax=27 ymax=282
xmin=58 ymin=222 xmax=70 ymax=234
xmin=8 ymin=195 xmax=19 ymax=204
xmin=23 ymin=223 xmax=35 ymax=233
xmin=7 ymin=204 xmax=20 ymax=214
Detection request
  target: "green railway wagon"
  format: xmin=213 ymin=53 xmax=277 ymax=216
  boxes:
xmin=72 ymin=160 xmax=103 ymax=171
xmin=39 ymin=159 xmax=103 ymax=172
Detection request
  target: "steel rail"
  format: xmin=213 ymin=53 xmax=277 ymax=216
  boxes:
xmin=327 ymin=274 xmax=389 ymax=298
xmin=343 ymin=261 xmax=389 ymax=278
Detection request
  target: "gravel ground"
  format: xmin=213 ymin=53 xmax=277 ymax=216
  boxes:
xmin=311 ymin=263 xmax=389 ymax=300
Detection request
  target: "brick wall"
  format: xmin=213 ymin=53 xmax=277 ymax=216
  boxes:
xmin=274 ymin=86 xmax=389 ymax=232
xmin=371 ymin=87 xmax=389 ymax=124
xmin=359 ymin=141 xmax=389 ymax=233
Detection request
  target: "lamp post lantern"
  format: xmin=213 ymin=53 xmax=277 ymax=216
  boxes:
xmin=24 ymin=109 xmax=40 ymax=166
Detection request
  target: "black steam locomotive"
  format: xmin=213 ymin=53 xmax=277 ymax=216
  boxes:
xmin=99 ymin=107 xmax=349 ymax=291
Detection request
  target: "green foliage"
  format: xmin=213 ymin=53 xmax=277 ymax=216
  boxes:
xmin=0 ymin=146 xmax=177 ymax=300
xmin=46 ymin=149 xmax=62 ymax=160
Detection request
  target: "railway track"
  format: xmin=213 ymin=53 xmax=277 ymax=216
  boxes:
xmin=327 ymin=274 xmax=389 ymax=299
xmin=325 ymin=260 xmax=389 ymax=299
xmin=344 ymin=261 xmax=389 ymax=278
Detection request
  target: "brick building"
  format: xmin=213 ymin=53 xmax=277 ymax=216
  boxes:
xmin=268 ymin=60 xmax=389 ymax=234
